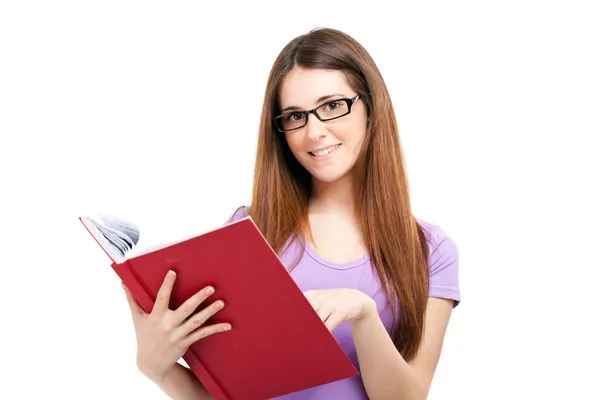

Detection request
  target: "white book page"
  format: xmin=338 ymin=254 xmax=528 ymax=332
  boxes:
xmin=80 ymin=216 xmax=126 ymax=264
xmin=126 ymin=239 xmax=181 ymax=259
xmin=82 ymin=213 xmax=254 ymax=263
xmin=96 ymin=225 xmax=128 ymax=255
xmin=97 ymin=221 xmax=135 ymax=249
xmin=98 ymin=212 xmax=140 ymax=245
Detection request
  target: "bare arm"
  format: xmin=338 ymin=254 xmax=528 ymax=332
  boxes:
xmin=351 ymin=297 xmax=454 ymax=400
xmin=303 ymin=290 xmax=454 ymax=399
xmin=122 ymin=271 xmax=231 ymax=400
xmin=155 ymin=363 xmax=213 ymax=400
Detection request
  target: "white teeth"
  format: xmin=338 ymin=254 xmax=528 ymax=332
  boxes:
xmin=311 ymin=144 xmax=339 ymax=157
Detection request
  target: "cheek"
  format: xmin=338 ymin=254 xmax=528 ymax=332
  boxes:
xmin=330 ymin=126 xmax=364 ymax=148
xmin=284 ymin=134 xmax=304 ymax=156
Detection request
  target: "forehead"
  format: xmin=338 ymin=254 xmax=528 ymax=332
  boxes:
xmin=278 ymin=67 xmax=352 ymax=108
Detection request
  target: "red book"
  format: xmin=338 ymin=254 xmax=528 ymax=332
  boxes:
xmin=79 ymin=213 xmax=359 ymax=400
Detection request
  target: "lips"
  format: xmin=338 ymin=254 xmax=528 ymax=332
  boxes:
xmin=308 ymin=144 xmax=341 ymax=157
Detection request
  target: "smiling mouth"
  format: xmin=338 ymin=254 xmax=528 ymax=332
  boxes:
xmin=308 ymin=144 xmax=341 ymax=157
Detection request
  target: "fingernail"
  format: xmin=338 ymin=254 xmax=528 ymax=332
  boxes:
xmin=217 ymin=301 xmax=224 ymax=308
xmin=168 ymin=270 xmax=175 ymax=276
xmin=224 ymin=324 xmax=232 ymax=331
xmin=206 ymin=286 xmax=214 ymax=294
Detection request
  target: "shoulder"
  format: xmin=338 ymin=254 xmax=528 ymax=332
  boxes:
xmin=225 ymin=205 xmax=250 ymax=224
xmin=416 ymin=217 xmax=458 ymax=257
xmin=416 ymin=217 xmax=461 ymax=307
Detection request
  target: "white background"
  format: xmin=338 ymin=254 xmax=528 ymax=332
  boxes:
xmin=1 ymin=1 xmax=599 ymax=399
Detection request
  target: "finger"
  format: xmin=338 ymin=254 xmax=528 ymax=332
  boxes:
xmin=304 ymin=292 xmax=322 ymax=312
xmin=152 ymin=270 xmax=176 ymax=315
xmin=324 ymin=312 xmax=345 ymax=332
xmin=304 ymin=290 xmax=319 ymax=303
xmin=177 ymin=299 xmax=225 ymax=338
xmin=172 ymin=285 xmax=215 ymax=326
xmin=122 ymin=283 xmax=145 ymax=317
xmin=316 ymin=308 xmax=330 ymax=323
xmin=182 ymin=322 xmax=232 ymax=348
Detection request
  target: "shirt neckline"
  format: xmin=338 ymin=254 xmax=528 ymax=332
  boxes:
xmin=303 ymin=237 xmax=371 ymax=270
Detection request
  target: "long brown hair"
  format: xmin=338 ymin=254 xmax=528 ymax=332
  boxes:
xmin=248 ymin=27 xmax=431 ymax=362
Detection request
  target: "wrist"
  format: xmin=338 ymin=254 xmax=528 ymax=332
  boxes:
xmin=156 ymin=363 xmax=185 ymax=387
xmin=351 ymin=300 xmax=379 ymax=329
xmin=154 ymin=363 xmax=214 ymax=400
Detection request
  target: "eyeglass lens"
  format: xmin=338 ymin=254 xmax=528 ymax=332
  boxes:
xmin=277 ymin=100 xmax=349 ymax=131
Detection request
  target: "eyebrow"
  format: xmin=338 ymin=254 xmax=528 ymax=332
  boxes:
xmin=280 ymin=94 xmax=345 ymax=113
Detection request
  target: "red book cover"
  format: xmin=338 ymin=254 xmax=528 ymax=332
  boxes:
xmin=80 ymin=215 xmax=359 ymax=400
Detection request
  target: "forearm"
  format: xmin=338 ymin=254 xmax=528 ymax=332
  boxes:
xmin=156 ymin=363 xmax=213 ymax=400
xmin=351 ymin=313 xmax=426 ymax=400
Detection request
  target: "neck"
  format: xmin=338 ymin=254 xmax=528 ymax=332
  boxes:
xmin=309 ymin=171 xmax=356 ymax=215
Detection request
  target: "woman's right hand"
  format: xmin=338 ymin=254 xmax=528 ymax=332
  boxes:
xmin=122 ymin=270 xmax=231 ymax=385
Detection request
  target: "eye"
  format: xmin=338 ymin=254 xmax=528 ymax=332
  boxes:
xmin=325 ymin=101 xmax=343 ymax=111
xmin=285 ymin=112 xmax=305 ymax=122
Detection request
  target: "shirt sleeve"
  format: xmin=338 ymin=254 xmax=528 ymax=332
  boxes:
xmin=224 ymin=205 xmax=250 ymax=225
xmin=427 ymin=225 xmax=461 ymax=307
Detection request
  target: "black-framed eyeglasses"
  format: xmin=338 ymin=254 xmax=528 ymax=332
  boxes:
xmin=273 ymin=94 xmax=361 ymax=133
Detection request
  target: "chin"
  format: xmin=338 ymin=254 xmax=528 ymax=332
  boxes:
xmin=293 ymin=151 xmax=355 ymax=184
xmin=306 ymin=166 xmax=351 ymax=183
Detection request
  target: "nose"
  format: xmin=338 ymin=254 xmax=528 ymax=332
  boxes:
xmin=305 ymin=111 xmax=327 ymax=141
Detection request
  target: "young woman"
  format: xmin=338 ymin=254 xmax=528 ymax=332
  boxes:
xmin=122 ymin=27 xmax=460 ymax=400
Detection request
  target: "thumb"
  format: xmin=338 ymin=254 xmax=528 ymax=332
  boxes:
xmin=122 ymin=282 xmax=145 ymax=317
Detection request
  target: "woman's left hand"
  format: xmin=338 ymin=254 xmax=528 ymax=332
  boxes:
xmin=303 ymin=288 xmax=378 ymax=331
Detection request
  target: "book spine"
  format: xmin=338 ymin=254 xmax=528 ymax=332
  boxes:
xmin=111 ymin=260 xmax=155 ymax=314
xmin=182 ymin=350 xmax=230 ymax=400
xmin=111 ymin=261 xmax=230 ymax=400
